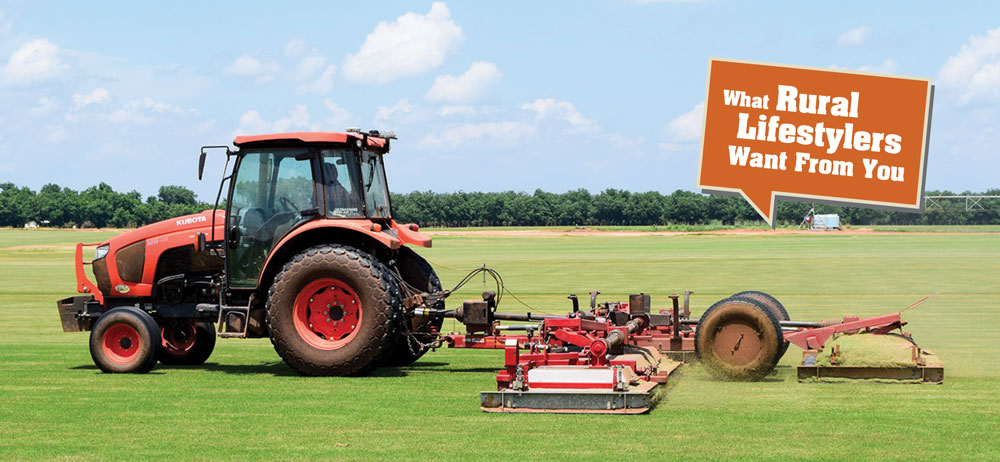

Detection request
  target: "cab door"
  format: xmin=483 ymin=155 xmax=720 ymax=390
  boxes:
xmin=225 ymin=149 xmax=317 ymax=288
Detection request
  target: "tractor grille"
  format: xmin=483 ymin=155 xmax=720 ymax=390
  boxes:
xmin=116 ymin=241 xmax=146 ymax=283
xmin=92 ymin=258 xmax=112 ymax=296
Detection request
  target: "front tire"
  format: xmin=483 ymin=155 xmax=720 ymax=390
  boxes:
xmin=89 ymin=307 xmax=161 ymax=373
xmin=266 ymin=245 xmax=400 ymax=376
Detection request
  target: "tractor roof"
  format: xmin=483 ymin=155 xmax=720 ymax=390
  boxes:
xmin=233 ymin=131 xmax=388 ymax=150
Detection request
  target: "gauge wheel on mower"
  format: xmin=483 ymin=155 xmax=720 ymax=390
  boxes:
xmin=266 ymin=244 xmax=401 ymax=376
xmin=731 ymin=290 xmax=790 ymax=359
xmin=695 ymin=296 xmax=783 ymax=381
xmin=381 ymin=246 xmax=444 ymax=367
xmin=158 ymin=321 xmax=216 ymax=365
xmin=89 ymin=307 xmax=161 ymax=373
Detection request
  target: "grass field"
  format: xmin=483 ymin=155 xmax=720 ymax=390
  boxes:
xmin=1 ymin=228 xmax=999 ymax=461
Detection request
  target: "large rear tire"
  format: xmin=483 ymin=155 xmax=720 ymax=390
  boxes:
xmin=731 ymin=290 xmax=790 ymax=359
xmin=158 ymin=321 xmax=216 ymax=365
xmin=89 ymin=307 xmax=161 ymax=374
xmin=695 ymin=296 xmax=783 ymax=381
xmin=382 ymin=246 xmax=444 ymax=367
xmin=266 ymin=245 xmax=400 ymax=376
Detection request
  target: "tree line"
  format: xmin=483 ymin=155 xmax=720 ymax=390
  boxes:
xmin=2 ymin=181 xmax=999 ymax=228
xmin=0 ymin=182 xmax=211 ymax=228
xmin=391 ymin=189 xmax=1000 ymax=227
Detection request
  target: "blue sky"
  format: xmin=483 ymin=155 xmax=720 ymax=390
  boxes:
xmin=0 ymin=1 xmax=997 ymax=201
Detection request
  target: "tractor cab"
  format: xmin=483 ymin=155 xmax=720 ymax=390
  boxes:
xmin=212 ymin=130 xmax=396 ymax=290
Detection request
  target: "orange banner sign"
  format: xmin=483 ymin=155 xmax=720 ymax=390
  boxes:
xmin=697 ymin=58 xmax=933 ymax=226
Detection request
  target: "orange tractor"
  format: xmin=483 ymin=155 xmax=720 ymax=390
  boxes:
xmin=58 ymin=130 xmax=444 ymax=375
xmin=56 ymin=130 xmax=940 ymax=413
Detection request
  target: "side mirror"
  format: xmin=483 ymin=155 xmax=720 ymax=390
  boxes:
xmin=199 ymin=145 xmax=232 ymax=181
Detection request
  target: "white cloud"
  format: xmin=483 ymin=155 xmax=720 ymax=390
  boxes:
xmin=234 ymin=103 xmax=351 ymax=136
xmin=72 ymin=88 xmax=110 ymax=110
xmin=375 ymin=99 xmax=415 ymax=123
xmin=439 ymin=105 xmax=477 ymax=116
xmin=272 ymin=105 xmax=312 ymax=132
xmin=225 ymin=54 xmax=280 ymax=84
xmin=44 ymin=124 xmax=68 ymax=144
xmin=837 ymin=25 xmax=871 ymax=46
xmin=425 ymin=61 xmax=501 ymax=103
xmin=631 ymin=0 xmax=704 ymax=3
xmin=281 ymin=40 xmax=337 ymax=93
xmin=107 ymin=97 xmax=198 ymax=125
xmin=299 ymin=64 xmax=336 ymax=94
xmin=521 ymin=98 xmax=596 ymax=132
xmin=343 ymin=2 xmax=464 ymax=83
xmin=666 ymin=101 xmax=705 ymax=142
xmin=295 ymin=53 xmax=326 ymax=80
xmin=1 ymin=39 xmax=67 ymax=85
xmin=419 ymin=121 xmax=534 ymax=149
xmin=228 ymin=40 xmax=338 ymax=91
xmin=857 ymin=58 xmax=897 ymax=74
xmin=323 ymin=99 xmax=352 ymax=127
xmin=226 ymin=55 xmax=263 ymax=75
xmin=237 ymin=110 xmax=270 ymax=134
xmin=284 ymin=39 xmax=308 ymax=58
xmin=30 ymin=96 xmax=58 ymax=116
xmin=939 ymin=26 xmax=1000 ymax=103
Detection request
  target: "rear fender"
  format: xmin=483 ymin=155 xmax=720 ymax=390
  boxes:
xmin=391 ymin=220 xmax=431 ymax=248
xmin=257 ymin=219 xmax=418 ymax=288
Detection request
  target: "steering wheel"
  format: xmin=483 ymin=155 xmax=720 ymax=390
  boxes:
xmin=279 ymin=196 xmax=298 ymax=212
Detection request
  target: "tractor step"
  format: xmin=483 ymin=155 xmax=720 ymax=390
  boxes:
xmin=216 ymin=305 xmax=251 ymax=338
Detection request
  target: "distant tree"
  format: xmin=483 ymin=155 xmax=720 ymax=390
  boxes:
xmin=158 ymin=185 xmax=197 ymax=206
xmin=664 ymin=190 xmax=704 ymax=224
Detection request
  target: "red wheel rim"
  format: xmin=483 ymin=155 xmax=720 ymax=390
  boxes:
xmin=161 ymin=323 xmax=197 ymax=355
xmin=102 ymin=324 xmax=142 ymax=365
xmin=292 ymin=278 xmax=363 ymax=350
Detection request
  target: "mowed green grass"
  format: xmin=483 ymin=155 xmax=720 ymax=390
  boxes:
xmin=1 ymin=229 xmax=998 ymax=461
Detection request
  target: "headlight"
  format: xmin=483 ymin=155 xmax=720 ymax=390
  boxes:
xmin=94 ymin=245 xmax=110 ymax=260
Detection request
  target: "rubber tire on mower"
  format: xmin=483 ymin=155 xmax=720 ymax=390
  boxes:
xmin=381 ymin=246 xmax=444 ymax=367
xmin=731 ymin=290 xmax=790 ymax=359
xmin=89 ymin=307 xmax=161 ymax=374
xmin=266 ymin=244 xmax=401 ymax=376
xmin=158 ymin=321 xmax=216 ymax=366
xmin=695 ymin=296 xmax=783 ymax=381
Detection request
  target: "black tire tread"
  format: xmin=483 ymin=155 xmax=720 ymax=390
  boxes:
xmin=695 ymin=296 xmax=783 ymax=381
xmin=731 ymin=290 xmax=791 ymax=358
xmin=381 ymin=246 xmax=443 ymax=367
xmin=89 ymin=306 xmax=160 ymax=374
xmin=266 ymin=244 xmax=400 ymax=376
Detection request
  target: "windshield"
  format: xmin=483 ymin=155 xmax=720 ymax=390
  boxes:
xmin=361 ymin=152 xmax=391 ymax=218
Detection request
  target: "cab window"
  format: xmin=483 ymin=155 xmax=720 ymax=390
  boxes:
xmin=320 ymin=149 xmax=364 ymax=218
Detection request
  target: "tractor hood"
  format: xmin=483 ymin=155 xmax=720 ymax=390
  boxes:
xmin=103 ymin=209 xmax=225 ymax=249
xmin=82 ymin=209 xmax=225 ymax=301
